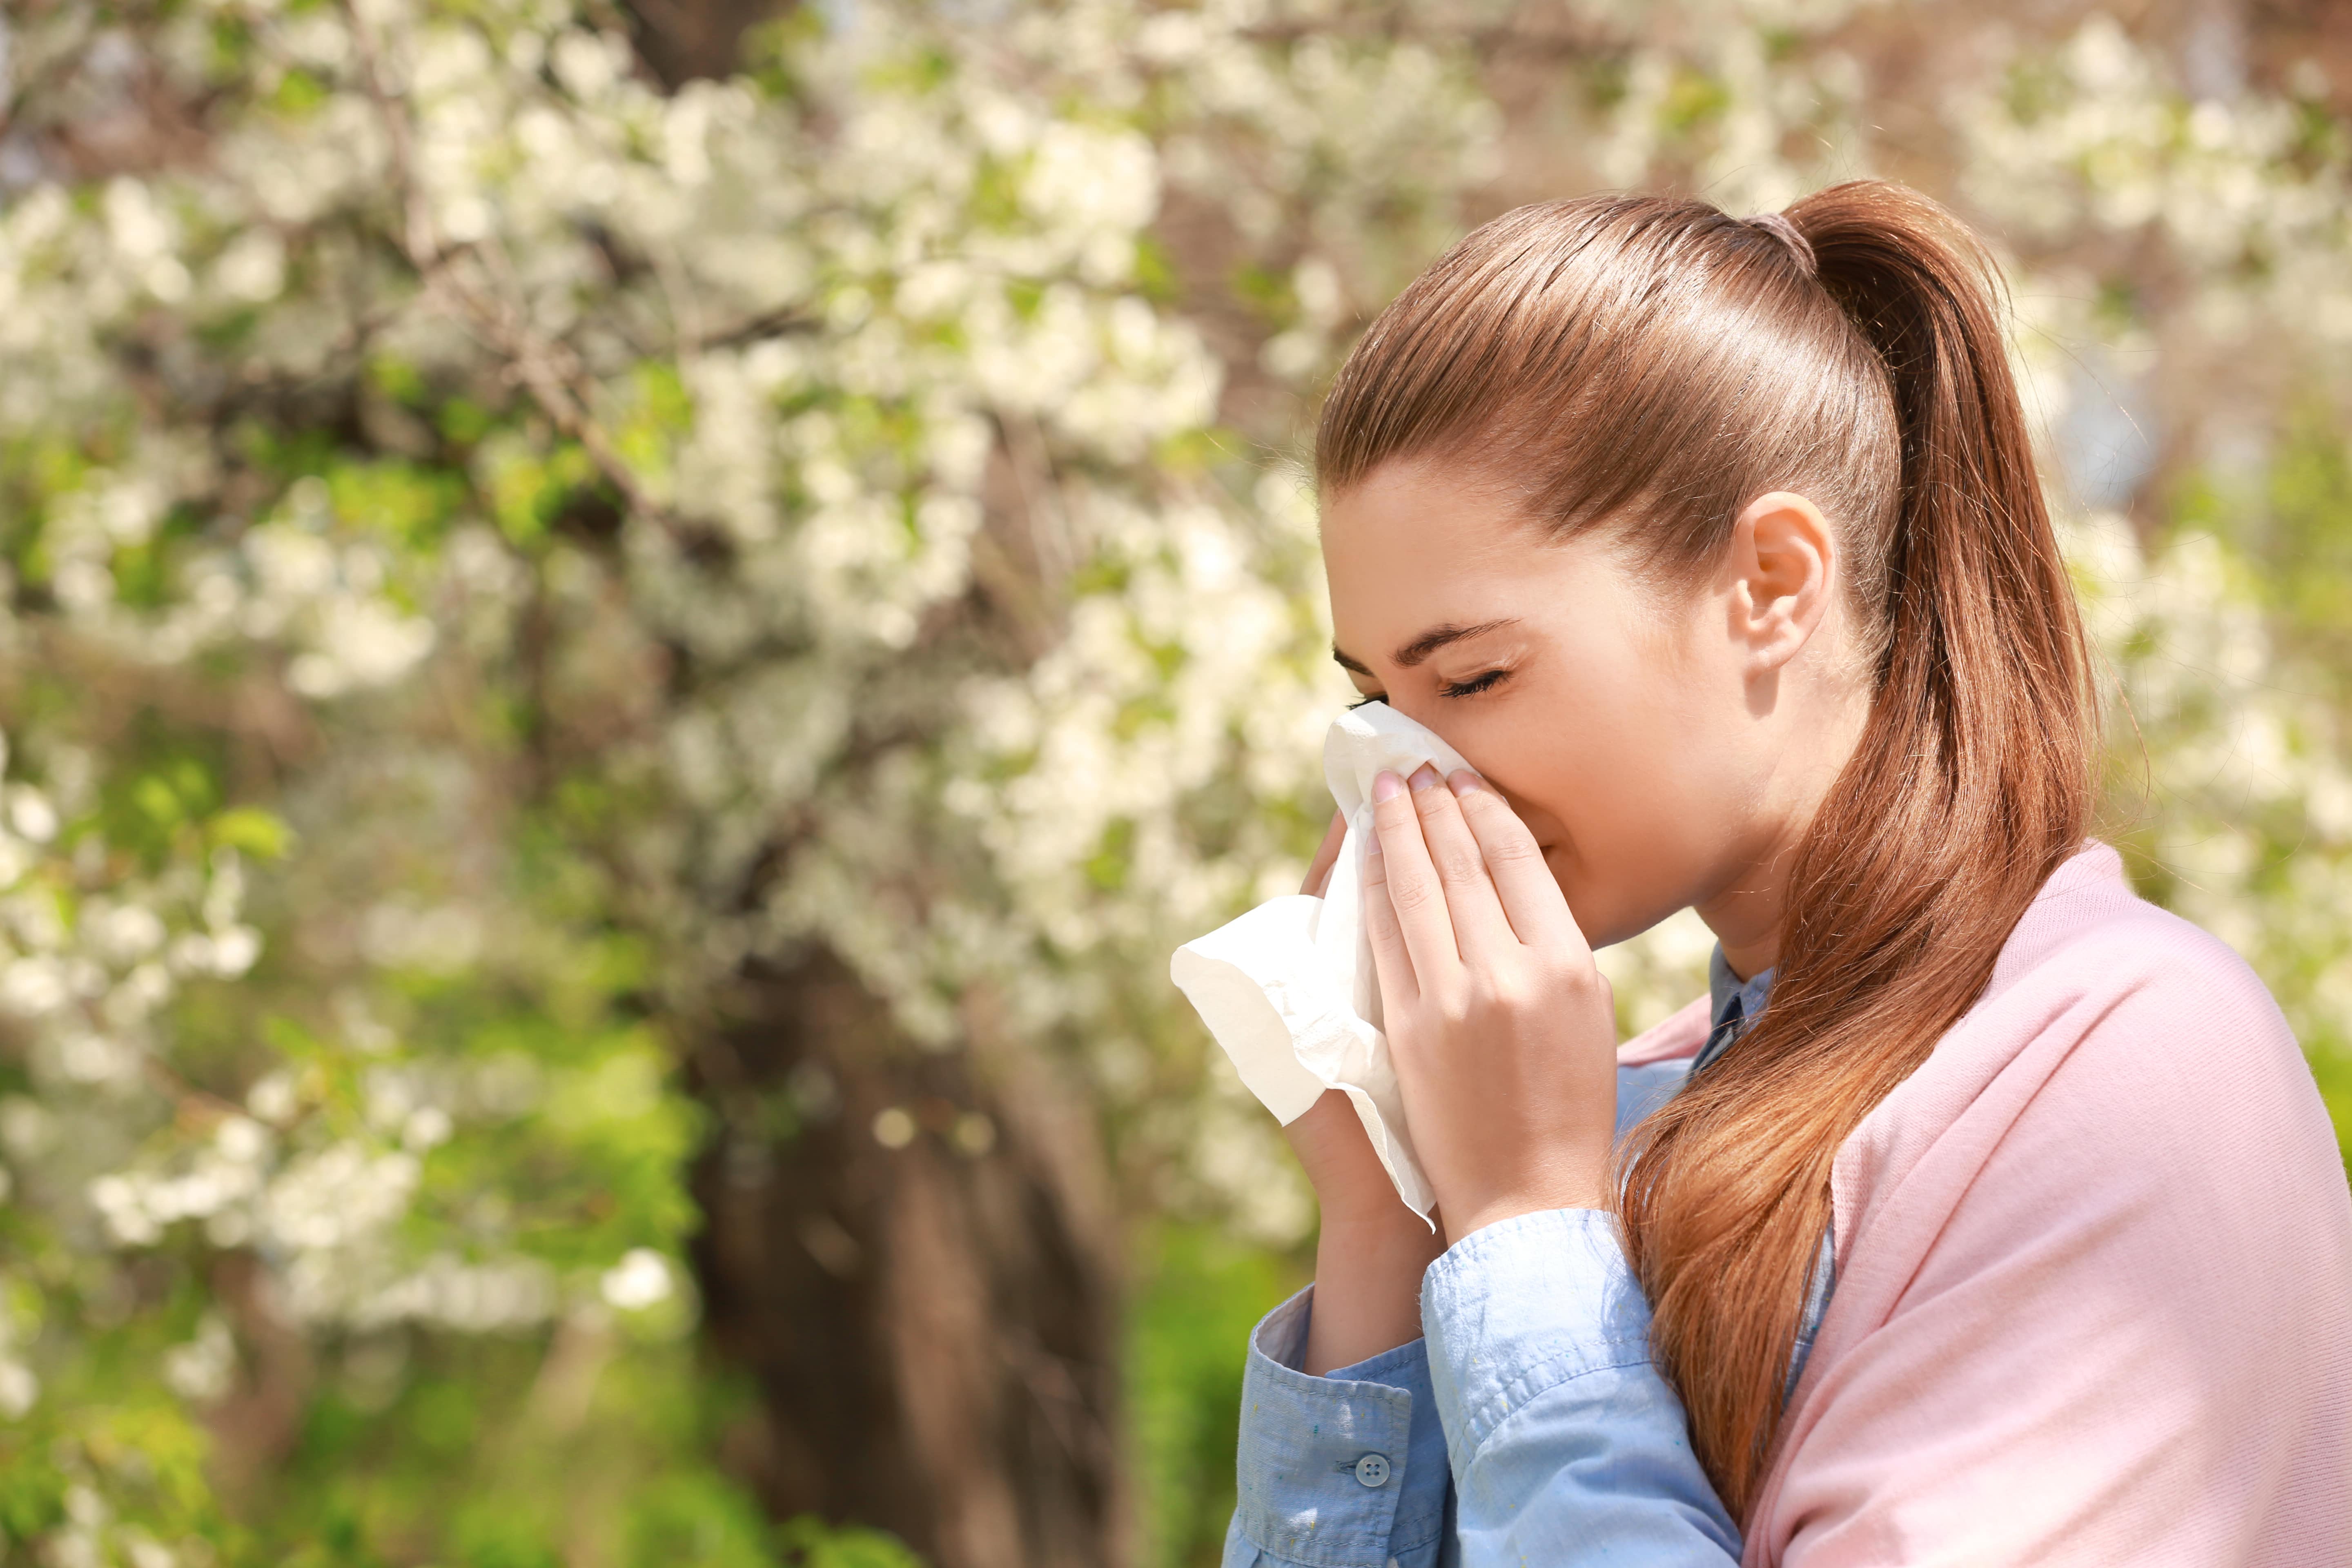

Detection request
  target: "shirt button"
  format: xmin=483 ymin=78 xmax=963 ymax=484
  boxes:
xmin=1353 ymin=1452 xmax=1391 ymax=1488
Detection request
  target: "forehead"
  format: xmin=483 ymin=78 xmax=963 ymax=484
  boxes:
xmin=1320 ymin=461 xmax=1566 ymax=644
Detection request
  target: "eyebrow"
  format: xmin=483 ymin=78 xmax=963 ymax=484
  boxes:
xmin=1332 ymin=617 xmax=1520 ymax=675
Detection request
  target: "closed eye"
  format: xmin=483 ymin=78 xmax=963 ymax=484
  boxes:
xmin=1440 ymin=669 xmax=1512 ymax=699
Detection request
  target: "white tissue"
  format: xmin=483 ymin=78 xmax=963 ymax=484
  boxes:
xmin=1169 ymin=702 xmax=1472 ymax=1225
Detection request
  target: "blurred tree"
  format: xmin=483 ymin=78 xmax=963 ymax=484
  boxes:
xmin=689 ymin=955 xmax=1125 ymax=1563
xmin=0 ymin=3 xmax=1487 ymax=1562
xmin=625 ymin=0 xmax=792 ymax=87
xmin=0 ymin=4 xmax=2346 ymax=1568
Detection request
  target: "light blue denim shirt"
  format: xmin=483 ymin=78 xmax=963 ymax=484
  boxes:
xmin=1224 ymin=952 xmax=1828 ymax=1568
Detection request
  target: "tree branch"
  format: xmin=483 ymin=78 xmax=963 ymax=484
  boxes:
xmin=340 ymin=0 xmax=696 ymax=541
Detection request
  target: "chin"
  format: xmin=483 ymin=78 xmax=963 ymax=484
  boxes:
xmin=1548 ymin=862 xmax=1626 ymax=947
xmin=1579 ymin=909 xmax=1651 ymax=951
xmin=1555 ymin=864 xmax=1681 ymax=952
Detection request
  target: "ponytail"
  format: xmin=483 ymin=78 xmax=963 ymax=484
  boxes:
xmin=1615 ymin=182 xmax=2099 ymax=1513
xmin=1314 ymin=179 xmax=2100 ymax=1519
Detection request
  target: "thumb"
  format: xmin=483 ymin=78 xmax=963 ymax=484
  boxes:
xmin=1301 ymin=808 xmax=1347 ymax=897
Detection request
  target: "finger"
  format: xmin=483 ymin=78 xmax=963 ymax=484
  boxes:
xmin=1446 ymin=770 xmax=1588 ymax=955
xmin=1370 ymin=768 xmax=1463 ymax=986
xmin=1407 ymin=762 xmax=1522 ymax=956
xmin=1301 ymin=809 xmax=1347 ymax=898
xmin=1357 ymin=814 xmax=1419 ymax=1008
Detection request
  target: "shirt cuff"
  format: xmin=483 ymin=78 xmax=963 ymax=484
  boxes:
xmin=1419 ymin=1207 xmax=1659 ymax=1467
xmin=1232 ymin=1286 xmax=1447 ymax=1568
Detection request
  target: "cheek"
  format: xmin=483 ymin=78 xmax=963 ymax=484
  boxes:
xmin=1496 ymin=726 xmax=1695 ymax=853
xmin=1462 ymin=666 xmax=1729 ymax=935
xmin=1486 ymin=651 xmax=1708 ymax=823
xmin=1551 ymin=609 xmax=1726 ymax=815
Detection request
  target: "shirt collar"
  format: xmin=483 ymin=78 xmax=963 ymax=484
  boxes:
xmin=1697 ymin=944 xmax=1774 ymax=1071
xmin=1709 ymin=945 xmax=1773 ymax=1027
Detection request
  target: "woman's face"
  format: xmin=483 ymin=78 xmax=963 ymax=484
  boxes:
xmin=1320 ymin=457 xmax=1860 ymax=956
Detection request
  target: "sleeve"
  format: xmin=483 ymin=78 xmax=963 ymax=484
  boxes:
xmin=1419 ymin=1208 xmax=1742 ymax=1566
xmin=1227 ymin=1060 xmax=1725 ymax=1568
xmin=1225 ymin=1287 xmax=1454 ymax=1568
xmin=1757 ymin=935 xmax=2352 ymax=1564
xmin=1615 ymin=1059 xmax=1693 ymax=1138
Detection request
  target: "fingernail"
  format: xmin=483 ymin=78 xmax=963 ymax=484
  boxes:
xmin=1408 ymin=763 xmax=1441 ymax=793
xmin=1447 ymin=769 xmax=1481 ymax=797
xmin=1373 ymin=771 xmax=1403 ymax=802
xmin=1363 ymin=833 xmax=1382 ymax=862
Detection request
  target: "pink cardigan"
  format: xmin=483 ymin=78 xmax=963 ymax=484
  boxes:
xmin=1617 ymin=841 xmax=2352 ymax=1565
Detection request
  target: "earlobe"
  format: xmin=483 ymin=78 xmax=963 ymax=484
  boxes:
xmin=1733 ymin=490 xmax=1836 ymax=670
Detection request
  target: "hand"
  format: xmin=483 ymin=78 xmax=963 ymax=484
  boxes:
xmin=1283 ymin=808 xmax=1417 ymax=1227
xmin=1364 ymin=764 xmax=1619 ymax=1245
xmin=1301 ymin=806 xmax=1348 ymax=900
xmin=1283 ymin=808 xmax=1446 ymax=1373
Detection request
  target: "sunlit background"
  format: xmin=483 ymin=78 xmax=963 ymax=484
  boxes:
xmin=0 ymin=0 xmax=2347 ymax=1564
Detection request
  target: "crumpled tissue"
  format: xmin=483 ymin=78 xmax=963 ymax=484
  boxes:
xmin=1169 ymin=701 xmax=1470 ymax=1225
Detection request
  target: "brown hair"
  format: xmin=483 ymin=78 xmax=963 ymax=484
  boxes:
xmin=1316 ymin=181 xmax=2098 ymax=1516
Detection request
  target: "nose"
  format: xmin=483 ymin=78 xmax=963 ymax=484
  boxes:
xmin=1486 ymin=777 xmax=1566 ymax=849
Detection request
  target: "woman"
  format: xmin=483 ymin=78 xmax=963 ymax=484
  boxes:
xmin=1223 ymin=182 xmax=2352 ymax=1566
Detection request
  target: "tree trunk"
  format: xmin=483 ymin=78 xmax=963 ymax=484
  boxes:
xmin=623 ymin=0 xmax=791 ymax=87
xmin=688 ymin=950 xmax=1128 ymax=1568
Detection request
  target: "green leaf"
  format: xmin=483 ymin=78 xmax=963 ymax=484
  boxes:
xmin=209 ymin=807 xmax=294 ymax=860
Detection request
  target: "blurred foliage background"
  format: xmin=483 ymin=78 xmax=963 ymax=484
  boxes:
xmin=0 ymin=0 xmax=2348 ymax=1564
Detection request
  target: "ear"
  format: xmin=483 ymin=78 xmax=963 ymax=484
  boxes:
xmin=1728 ymin=490 xmax=1837 ymax=673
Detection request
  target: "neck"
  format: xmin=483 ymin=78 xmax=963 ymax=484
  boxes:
xmin=1696 ymin=833 xmax=1800 ymax=981
xmin=1700 ymin=666 xmax=1873 ymax=980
